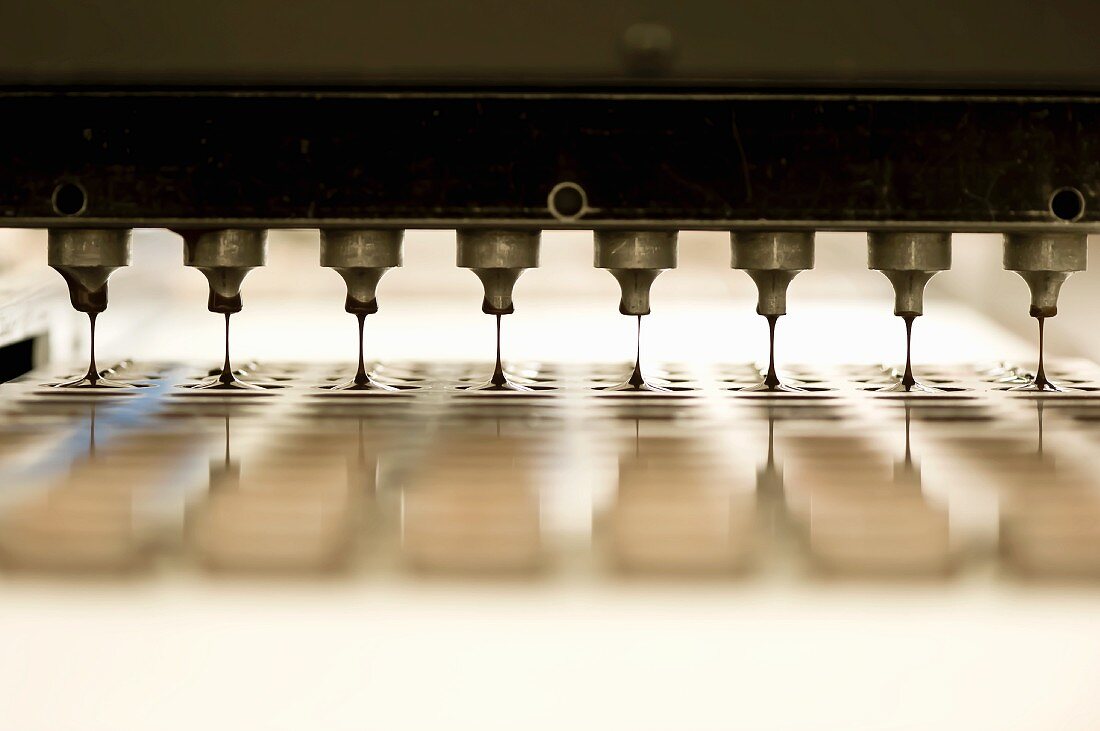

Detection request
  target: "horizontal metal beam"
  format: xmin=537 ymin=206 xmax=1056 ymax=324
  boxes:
xmin=1 ymin=91 xmax=1098 ymax=231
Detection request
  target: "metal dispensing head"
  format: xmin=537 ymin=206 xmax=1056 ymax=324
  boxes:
xmin=868 ymin=232 xmax=952 ymax=317
xmin=320 ymin=229 xmax=403 ymax=315
xmin=457 ymin=230 xmax=541 ymax=315
xmin=47 ymin=229 xmax=132 ymax=313
xmin=594 ymin=231 xmax=678 ymax=316
xmin=1003 ymin=232 xmax=1087 ymax=318
xmin=730 ymin=231 xmax=815 ymax=316
xmin=180 ymin=229 xmax=267 ymax=314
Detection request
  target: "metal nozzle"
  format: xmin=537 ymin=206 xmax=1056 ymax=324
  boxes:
xmin=730 ymin=231 xmax=814 ymax=316
xmin=868 ymin=232 xmax=951 ymax=316
xmin=321 ymin=229 xmax=403 ymax=315
xmin=594 ymin=230 xmax=678 ymax=315
xmin=180 ymin=229 xmax=267 ymax=314
xmin=1003 ymin=232 xmax=1087 ymax=318
xmin=457 ymin=230 xmax=540 ymax=315
xmin=47 ymin=229 xmax=132 ymax=314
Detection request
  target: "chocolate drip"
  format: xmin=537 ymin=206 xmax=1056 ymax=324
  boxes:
xmin=627 ymin=315 xmax=645 ymax=388
xmin=1009 ymin=316 xmax=1065 ymax=392
xmin=86 ymin=312 xmax=100 ymax=385
xmin=901 ymin=314 xmax=916 ymax=392
xmin=490 ymin=314 xmax=507 ymax=387
xmin=465 ymin=312 xmax=530 ymax=392
xmin=54 ymin=305 xmax=131 ymax=389
xmin=50 ymin=272 xmax=136 ymax=388
xmin=877 ymin=314 xmax=939 ymax=393
xmin=217 ymin=313 xmax=234 ymax=385
xmin=191 ymin=308 xmax=263 ymax=391
xmin=763 ymin=314 xmax=781 ymax=390
xmin=603 ymin=315 xmax=668 ymax=393
xmin=354 ymin=312 xmax=369 ymax=387
xmin=738 ymin=314 xmax=803 ymax=393
xmin=329 ymin=297 xmax=396 ymax=392
xmin=1031 ymin=316 xmax=1057 ymax=391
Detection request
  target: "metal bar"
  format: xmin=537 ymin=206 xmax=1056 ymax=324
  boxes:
xmin=1 ymin=92 xmax=1098 ymax=230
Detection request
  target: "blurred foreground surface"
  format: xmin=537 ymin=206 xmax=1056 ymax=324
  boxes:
xmin=2 ymin=356 xmax=1100 ymax=729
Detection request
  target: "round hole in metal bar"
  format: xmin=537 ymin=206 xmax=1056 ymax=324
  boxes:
xmin=52 ymin=181 xmax=88 ymax=216
xmin=1049 ymin=187 xmax=1085 ymax=222
xmin=548 ymin=181 xmax=587 ymax=221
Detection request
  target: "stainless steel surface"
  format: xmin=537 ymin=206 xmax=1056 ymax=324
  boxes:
xmin=320 ymin=229 xmax=403 ymax=313
xmin=1003 ymin=232 xmax=1088 ymax=317
xmin=47 ymin=229 xmax=131 ymax=313
xmin=594 ymin=230 xmax=677 ymax=316
xmin=180 ymin=229 xmax=267 ymax=313
xmin=730 ymin=231 xmax=814 ymax=317
xmin=456 ymin=229 xmax=541 ymax=315
xmin=868 ymin=232 xmax=952 ymax=317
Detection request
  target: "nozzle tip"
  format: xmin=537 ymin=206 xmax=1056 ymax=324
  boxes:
xmin=208 ymin=291 xmax=242 ymax=314
xmin=482 ymin=298 xmax=515 ymax=316
xmin=345 ymin=294 xmax=379 ymax=316
xmin=1030 ymin=304 xmax=1057 ymax=318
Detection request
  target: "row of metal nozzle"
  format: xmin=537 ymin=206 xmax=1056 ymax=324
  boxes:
xmin=47 ymin=227 xmax=1086 ymax=321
